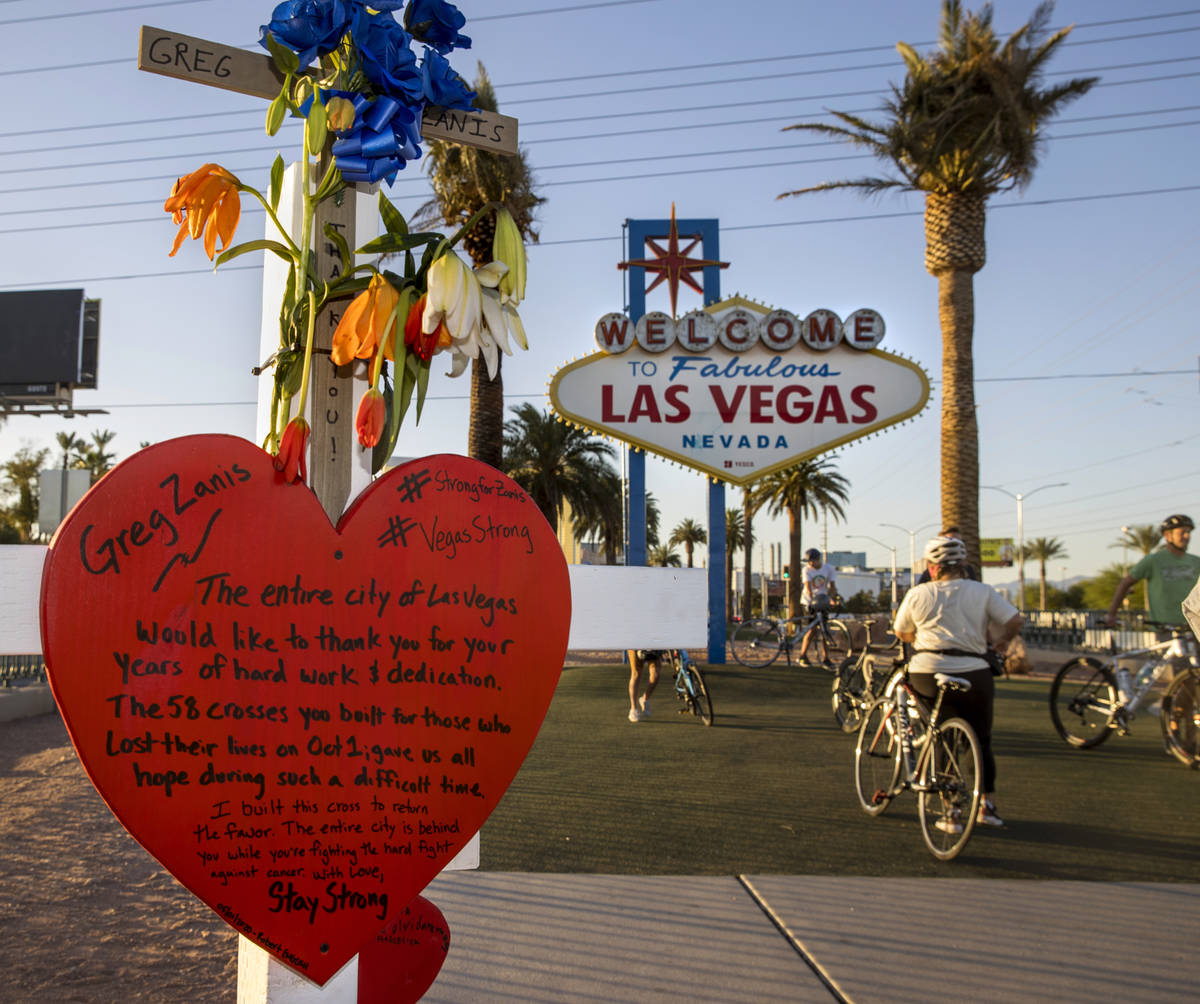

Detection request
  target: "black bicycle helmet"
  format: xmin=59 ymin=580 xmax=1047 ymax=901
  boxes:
xmin=1162 ymin=514 xmax=1194 ymax=532
xmin=805 ymin=548 xmax=822 ymax=561
xmin=924 ymin=535 xmax=968 ymax=566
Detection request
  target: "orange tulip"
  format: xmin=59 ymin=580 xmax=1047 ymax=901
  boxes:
xmin=273 ymin=417 xmax=310 ymax=485
xmin=331 ymin=274 xmax=401 ymax=366
xmin=355 ymin=389 xmax=386 ymax=449
xmin=164 ymin=164 xmax=242 ymax=260
xmin=402 ymin=293 xmax=446 ymax=361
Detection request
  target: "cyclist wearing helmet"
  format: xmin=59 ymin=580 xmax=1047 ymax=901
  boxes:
xmin=893 ymin=535 xmax=1022 ymax=828
xmin=795 ymin=548 xmax=839 ymax=666
xmin=800 ymin=548 xmax=838 ymax=609
xmin=1106 ymin=515 xmax=1200 ymax=629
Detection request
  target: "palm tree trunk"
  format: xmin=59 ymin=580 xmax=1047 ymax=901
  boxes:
xmin=742 ymin=491 xmax=754 ymax=622
xmin=788 ymin=508 xmax=802 ymax=620
xmin=1039 ymin=560 xmax=1048 ymax=611
xmin=468 ymin=355 xmax=504 ymax=469
xmin=937 ymin=267 xmax=980 ymax=571
xmin=725 ymin=548 xmax=734 ymax=624
xmin=927 ymin=191 xmax=985 ymax=572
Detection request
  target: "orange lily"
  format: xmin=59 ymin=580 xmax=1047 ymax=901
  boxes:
xmin=273 ymin=417 xmax=310 ymax=484
xmin=331 ymin=274 xmax=401 ymax=366
xmin=355 ymin=389 xmax=386 ymax=448
xmin=164 ymin=164 xmax=242 ymax=260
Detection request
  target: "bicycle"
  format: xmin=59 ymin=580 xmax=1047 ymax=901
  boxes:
xmin=854 ymin=671 xmax=984 ymax=861
xmin=1048 ymin=625 xmax=1200 ymax=765
xmin=730 ymin=603 xmax=852 ymax=669
xmin=668 ymin=649 xmax=714 ymax=726
xmin=832 ymin=634 xmax=905 ymax=733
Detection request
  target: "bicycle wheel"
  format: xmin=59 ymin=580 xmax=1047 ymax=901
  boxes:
xmin=1049 ymin=657 xmax=1120 ymax=748
xmin=823 ymin=620 xmax=852 ymax=667
xmin=854 ymin=699 xmax=901 ymax=815
xmin=685 ymin=666 xmax=714 ymax=726
xmin=918 ymin=717 xmax=981 ymax=862
xmin=731 ymin=620 xmax=782 ymax=668
xmin=1162 ymin=670 xmax=1200 ymax=768
xmin=832 ymin=657 xmax=868 ymax=733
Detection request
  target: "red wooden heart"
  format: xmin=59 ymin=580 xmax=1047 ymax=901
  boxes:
xmin=357 ymin=895 xmax=449 ymax=1004
xmin=40 ymin=435 xmax=569 ymax=985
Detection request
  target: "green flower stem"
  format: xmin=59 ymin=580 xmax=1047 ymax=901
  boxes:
xmin=436 ymin=201 xmax=498 ymax=260
xmin=242 ymin=185 xmax=301 ymax=258
xmin=295 ymin=288 xmax=318 ymax=421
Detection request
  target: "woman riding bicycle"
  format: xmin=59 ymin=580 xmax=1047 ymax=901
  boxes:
xmin=892 ymin=536 xmax=1022 ymax=829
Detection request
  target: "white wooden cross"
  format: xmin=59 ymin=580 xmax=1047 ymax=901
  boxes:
xmin=138 ymin=25 xmax=518 ymax=523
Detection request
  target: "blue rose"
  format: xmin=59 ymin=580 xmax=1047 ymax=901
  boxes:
xmin=259 ymin=0 xmax=354 ymax=67
xmin=353 ymin=9 xmax=424 ymax=105
xmin=405 ymin=0 xmax=472 ymax=54
xmin=420 ymin=47 xmax=475 ymax=110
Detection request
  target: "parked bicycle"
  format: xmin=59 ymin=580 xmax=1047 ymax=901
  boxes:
xmin=730 ymin=604 xmax=852 ymax=669
xmin=832 ymin=634 xmax=905 ymax=733
xmin=669 ymin=649 xmax=714 ymax=726
xmin=1049 ymin=625 xmax=1200 ymax=766
xmin=855 ymin=670 xmax=983 ymax=861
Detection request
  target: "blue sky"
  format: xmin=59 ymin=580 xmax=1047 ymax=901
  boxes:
xmin=1 ymin=0 xmax=1198 ymax=586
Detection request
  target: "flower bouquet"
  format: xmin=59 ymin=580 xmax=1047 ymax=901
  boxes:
xmin=164 ymin=0 xmax=528 ymax=482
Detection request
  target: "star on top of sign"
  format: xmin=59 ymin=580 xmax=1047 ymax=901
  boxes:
xmin=618 ymin=203 xmax=729 ymax=317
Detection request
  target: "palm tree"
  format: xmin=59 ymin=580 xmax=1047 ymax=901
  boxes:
xmin=648 ymin=544 xmax=681 ymax=568
xmin=572 ymin=468 xmax=623 ymax=564
xmin=669 ymin=518 xmax=708 ymax=568
xmin=779 ymin=1 xmax=1096 ymax=570
xmin=502 ymin=403 xmax=616 ymax=534
xmin=1 ymin=445 xmax=50 ymax=541
xmin=55 ymin=431 xmax=79 ymax=471
xmin=1112 ymin=523 xmax=1159 ymax=609
xmin=75 ymin=429 xmax=117 ymax=484
xmin=752 ymin=457 xmax=850 ymax=619
xmin=725 ymin=508 xmax=746 ymax=624
xmin=414 ymin=64 xmax=545 ymax=470
xmin=1024 ymin=536 xmax=1068 ymax=611
xmin=741 ymin=487 xmax=757 ymax=622
xmin=645 ymin=492 xmax=662 ymax=549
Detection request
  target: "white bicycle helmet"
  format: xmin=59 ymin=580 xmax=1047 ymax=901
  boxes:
xmin=924 ymin=535 xmax=968 ymax=566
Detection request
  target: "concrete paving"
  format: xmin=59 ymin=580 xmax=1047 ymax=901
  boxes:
xmin=422 ymin=873 xmax=1200 ymax=1003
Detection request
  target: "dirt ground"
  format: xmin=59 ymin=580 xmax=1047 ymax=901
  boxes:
xmin=0 ymin=712 xmax=238 ymax=1003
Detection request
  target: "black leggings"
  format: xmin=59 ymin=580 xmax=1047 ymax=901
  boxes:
xmin=911 ymin=668 xmax=997 ymax=794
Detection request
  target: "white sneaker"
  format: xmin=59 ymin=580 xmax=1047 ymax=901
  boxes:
xmin=628 ymin=708 xmax=641 ymax=723
xmin=638 ymin=696 xmax=651 ymax=718
xmin=935 ymin=815 xmax=963 ymax=835
xmin=977 ymin=800 xmax=1005 ymax=828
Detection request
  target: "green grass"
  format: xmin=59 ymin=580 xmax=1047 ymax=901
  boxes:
xmin=480 ymin=661 xmax=1200 ymax=878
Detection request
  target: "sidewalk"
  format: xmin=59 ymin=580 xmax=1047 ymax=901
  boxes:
xmin=422 ymin=872 xmax=1200 ymax=1002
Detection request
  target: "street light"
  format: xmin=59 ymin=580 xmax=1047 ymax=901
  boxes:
xmin=982 ymin=482 xmax=1068 ymax=612
xmin=880 ymin=522 xmax=939 ymax=594
xmin=849 ymin=534 xmax=899 ymax=611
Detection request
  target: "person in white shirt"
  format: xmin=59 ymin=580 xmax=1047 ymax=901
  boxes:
xmin=796 ymin=548 xmax=839 ymax=665
xmin=893 ymin=535 xmax=1022 ymax=829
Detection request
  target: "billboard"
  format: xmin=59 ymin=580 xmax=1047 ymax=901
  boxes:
xmin=980 ymin=538 xmax=1015 ymax=567
xmin=549 ymin=296 xmax=930 ymax=486
xmin=0 ymin=290 xmax=100 ymax=394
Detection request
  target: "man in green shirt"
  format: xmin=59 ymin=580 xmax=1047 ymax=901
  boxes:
xmin=1106 ymin=514 xmax=1200 ymax=628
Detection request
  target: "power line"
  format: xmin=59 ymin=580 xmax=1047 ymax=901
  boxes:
xmin=0 ymin=0 xmax=215 ymax=27
xmin=3 ymin=182 xmax=1198 ymax=286
xmin=6 ymin=64 xmax=1194 ymax=180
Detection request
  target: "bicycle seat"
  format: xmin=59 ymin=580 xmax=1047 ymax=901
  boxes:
xmin=933 ymin=673 xmax=972 ymax=693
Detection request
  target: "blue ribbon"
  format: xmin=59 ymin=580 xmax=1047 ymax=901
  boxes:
xmin=329 ymin=92 xmax=423 ymax=186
